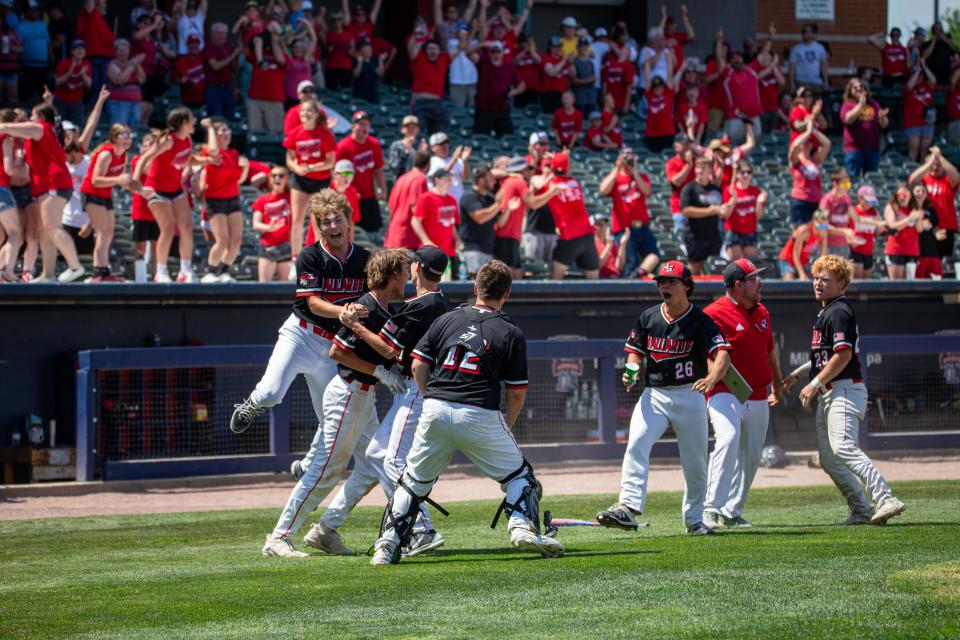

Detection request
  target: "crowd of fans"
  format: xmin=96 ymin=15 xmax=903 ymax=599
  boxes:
xmin=0 ymin=0 xmax=958 ymax=283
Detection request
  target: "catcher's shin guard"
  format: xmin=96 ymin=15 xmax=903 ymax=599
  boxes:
xmin=490 ymin=459 xmax=544 ymax=534
xmin=377 ymin=476 xmax=449 ymax=562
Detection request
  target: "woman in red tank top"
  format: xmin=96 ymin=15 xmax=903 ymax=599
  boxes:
xmin=883 ymin=183 xmax=922 ymax=280
xmin=81 ymin=124 xmax=134 ymax=282
xmin=199 ymin=117 xmax=247 ymax=282
xmin=134 ymin=107 xmax=205 ymax=283
xmin=778 ymin=211 xmax=827 ymax=280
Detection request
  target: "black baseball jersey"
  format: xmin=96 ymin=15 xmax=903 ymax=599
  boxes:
xmin=624 ymin=303 xmax=731 ymax=387
xmin=810 ymin=295 xmax=862 ymax=381
xmin=412 ymin=304 xmax=528 ymax=410
xmin=379 ymin=290 xmax=450 ymax=377
xmin=333 ymin=292 xmax=396 ymax=385
xmin=294 ymin=242 xmax=369 ymax=335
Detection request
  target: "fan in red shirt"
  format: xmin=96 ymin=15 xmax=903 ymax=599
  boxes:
xmin=599 ymin=149 xmax=658 ymax=278
xmin=720 ymin=51 xmax=765 ymax=134
xmin=251 ymin=166 xmax=293 ymax=281
xmin=344 ymin=0 xmax=381 ymax=44
xmin=407 ymin=39 xmax=450 ymax=135
xmin=903 ymin=62 xmax=937 ymax=162
xmin=600 ymin=93 xmax=624 ymax=148
xmin=643 ymin=55 xmax=676 ymax=153
xmin=721 ymin=160 xmax=767 ymax=260
xmin=75 ymin=0 xmax=116 ymax=98
xmin=584 ymin=110 xmax=619 ymax=150
xmin=336 ymin=110 xmax=386 ymax=233
xmin=660 ymin=5 xmax=695 ymax=68
xmin=411 ymin=167 xmax=462 ymax=276
xmin=80 ymin=124 xmax=134 ymax=281
xmin=551 ymin=91 xmax=583 ymax=149
xmin=869 ymin=28 xmax=909 ymax=86
xmin=173 ymin=36 xmax=206 ymax=107
xmin=247 ymin=29 xmax=287 ymax=134
xmin=665 ymin=133 xmax=696 ymax=230
xmin=601 ymin=48 xmax=636 ymax=114
xmin=129 ymin=134 xmax=163 ymax=282
xmin=756 ymin=52 xmax=785 ymax=131
xmin=540 ymin=36 xmax=571 ymax=114
xmin=384 ymin=151 xmax=429 ymax=250
xmin=512 ymin=35 xmax=541 ymax=108
xmin=284 ymin=98 xmax=336 ymax=260
xmin=591 ymin=213 xmax=623 ymax=278
xmin=539 ymin=152 xmax=599 ymax=280
xmin=323 ymin=13 xmax=356 ymax=90
xmin=200 ymin=118 xmax=247 ymax=282
xmin=54 ymin=41 xmax=92 ymax=122
xmin=849 ymin=185 xmax=885 ymax=280
xmin=676 ymin=84 xmax=708 ymax=144
xmin=282 ymin=81 xmax=327 ymax=136
xmin=883 ymin=184 xmax=921 ymax=280
xmin=704 ymin=34 xmax=731 ymax=134
xmin=909 ymin=146 xmax=960 ymax=259
xmin=789 ymin=87 xmax=827 ymax=149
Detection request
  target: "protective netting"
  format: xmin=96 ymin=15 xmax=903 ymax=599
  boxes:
xmin=865 ymin=352 xmax=960 ymax=433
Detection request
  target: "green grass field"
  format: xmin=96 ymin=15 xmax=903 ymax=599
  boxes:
xmin=2 ymin=481 xmax=959 ymax=639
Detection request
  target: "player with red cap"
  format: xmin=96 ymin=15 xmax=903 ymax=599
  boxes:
xmin=702 ymin=258 xmax=783 ymax=528
xmin=597 ymin=260 xmax=732 ymax=535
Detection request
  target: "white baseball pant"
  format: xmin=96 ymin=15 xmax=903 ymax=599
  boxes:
xmin=815 ymin=380 xmax=895 ymax=516
xmin=705 ymin=394 xmax=769 ymax=518
xmin=378 ymin=398 xmax=534 ymax=546
xmin=271 ymin=375 xmax=378 ymax=540
xmin=365 ymin=377 xmax=435 ymax=533
xmin=619 ymin=385 xmax=709 ymax=527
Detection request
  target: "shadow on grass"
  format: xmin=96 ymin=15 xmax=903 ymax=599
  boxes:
xmin=406 ymin=546 xmax=662 ymax=565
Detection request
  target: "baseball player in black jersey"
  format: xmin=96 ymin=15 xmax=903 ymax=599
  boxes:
xmin=263 ymin=249 xmax=410 ymax=558
xmin=328 ymin=245 xmax=452 ymax=558
xmin=597 ymin=260 xmax=732 ymax=535
xmin=783 ymin=255 xmax=906 ymax=525
xmin=370 ymin=260 xmax=564 ymax=564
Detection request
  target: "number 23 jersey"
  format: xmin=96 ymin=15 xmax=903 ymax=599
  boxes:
xmin=810 ymin=295 xmax=862 ymax=381
xmin=624 ymin=303 xmax=731 ymax=387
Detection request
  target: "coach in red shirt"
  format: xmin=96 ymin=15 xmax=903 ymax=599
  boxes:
xmin=702 ymin=259 xmax=783 ymax=528
xmin=407 ymin=38 xmax=450 ymax=135
xmin=337 ymin=110 xmax=387 ymax=232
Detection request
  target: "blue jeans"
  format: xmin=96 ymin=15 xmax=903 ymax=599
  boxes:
xmin=614 ymin=226 xmax=660 ymax=276
xmin=106 ymin=100 xmax=141 ymax=128
xmin=87 ymin=56 xmax=108 ymax=106
xmin=412 ymin=98 xmax=448 ymax=136
xmin=205 ymin=86 xmax=237 ymax=120
xmin=844 ymin=149 xmax=880 ymax=177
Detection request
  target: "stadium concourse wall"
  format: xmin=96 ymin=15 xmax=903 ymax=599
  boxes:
xmin=2 ymin=281 xmax=960 ymax=478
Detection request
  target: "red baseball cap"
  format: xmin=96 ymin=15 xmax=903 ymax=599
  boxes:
xmin=654 ymin=260 xmax=692 ymax=281
xmin=722 ymin=258 xmax=767 ymax=287
xmin=551 ymin=153 xmax=570 ymax=173
xmin=352 ymin=110 xmax=370 ymax=123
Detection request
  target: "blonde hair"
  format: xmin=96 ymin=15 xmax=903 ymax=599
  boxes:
xmin=811 ymin=254 xmax=853 ymax=288
xmin=308 ymin=189 xmax=351 ymax=226
xmin=366 ymin=249 xmax=409 ymax=290
xmin=812 ymin=208 xmax=829 ymax=224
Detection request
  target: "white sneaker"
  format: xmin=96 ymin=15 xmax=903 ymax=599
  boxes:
xmin=200 ymin=272 xmax=220 ymax=283
xmin=28 ymin=275 xmax=54 ymax=283
xmin=871 ymin=498 xmax=906 ymax=525
xmin=370 ymin=540 xmax=398 ymax=565
xmin=57 ymin=266 xmax=86 ymax=283
xmin=303 ymin=524 xmax=356 ymax=555
xmin=510 ymin=525 xmax=564 ymax=558
xmin=218 ymin=272 xmax=235 ymax=283
xmin=177 ymin=270 xmax=197 ymax=283
xmin=702 ymin=510 xmax=724 ymax=529
xmin=262 ymin=534 xmax=309 ymax=558
xmin=154 ymin=271 xmax=172 ymax=283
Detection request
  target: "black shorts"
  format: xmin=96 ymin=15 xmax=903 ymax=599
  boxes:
xmin=885 ymin=254 xmax=917 ymax=266
xmin=132 ymin=219 xmax=160 ymax=242
xmin=937 ymin=229 xmax=956 ymax=259
xmin=63 ymin=224 xmax=95 ymax=255
xmin=725 ymin=230 xmax=757 ymax=247
xmin=291 ymin=174 xmax=330 ymax=195
xmin=493 ymin=236 xmax=521 ymax=269
xmin=149 ymin=189 xmax=184 ymax=204
xmin=849 ymin=251 xmax=874 ymax=270
xmin=259 ymin=241 xmax=292 ymax=262
xmin=11 ymin=184 xmax=33 ymax=209
xmin=81 ymin=193 xmax=114 ymax=210
xmin=552 ymin=233 xmax=600 ymax=271
xmin=645 ymin=134 xmax=674 ymax=153
xmin=206 ymin=197 xmax=242 ymax=215
xmin=48 ymin=189 xmax=73 ymax=201
xmin=357 ymin=198 xmax=382 ymax=232
xmin=685 ymin=232 xmax=722 ymax=263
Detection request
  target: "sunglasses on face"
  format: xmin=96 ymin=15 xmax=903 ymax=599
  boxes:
xmin=118 ymin=131 xmax=133 ymax=138
xmin=739 ymin=169 xmax=752 ymax=175
xmin=270 ymin=173 xmax=286 ymax=179
xmin=337 ymin=171 xmax=355 ymax=178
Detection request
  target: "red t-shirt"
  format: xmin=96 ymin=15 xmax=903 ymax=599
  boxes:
xmin=608 ymin=171 xmax=650 ymax=233
xmin=778 ymin=226 xmax=821 ymax=265
xmin=722 ymin=183 xmax=760 ymax=234
xmin=547 ymin=175 xmax=594 ymax=240
xmin=146 ymin=134 xmax=192 ymax=193
xmin=202 ymin=42 xmax=236 ymax=85
xmin=551 ymin=108 xmax=583 ymax=147
xmin=25 ymin=121 xmax=72 ymax=193
xmin=173 ymin=54 xmax=205 ymax=105
xmin=757 ymin=65 xmax=779 ymax=113
xmin=203 ymin=148 xmax=242 ymax=199
xmin=881 ymin=44 xmax=909 ymax=78
xmin=54 ymin=58 xmax=91 ymax=104
xmin=705 ymin=58 xmax=731 ymax=110
xmin=851 ymin=204 xmax=880 ymax=256
xmin=540 ymin=54 xmax=570 ymax=93
xmin=790 ymin=161 xmax=822 ymax=203
xmin=248 ymin=52 xmax=286 ymax=102
xmin=80 ymin=143 xmax=126 ymax=200
xmin=496 ymin=175 xmax=528 ymax=240
xmin=903 ymin=81 xmax=934 ymax=129
xmin=129 ymin=154 xmax=153 ymax=221
xmin=283 ymin=104 xmax=328 ymax=137
xmin=704 ymin=295 xmax=774 ymax=401
xmin=596 ymin=236 xmax=620 ymax=278
xmin=602 ymin=57 xmax=636 ymax=111
xmin=923 ymin=173 xmax=959 ymax=231
xmin=665 ymin=31 xmax=689 ymax=68
xmin=75 ymin=5 xmax=115 ymax=58
xmin=675 ymin=95 xmax=708 ymax=132
xmin=326 ymin=29 xmax=354 ymax=70
xmin=723 ymin=63 xmax=762 ymax=118
xmin=885 ymin=205 xmax=920 ymax=256
xmin=384 ymin=169 xmax=427 ymax=249
xmin=346 ymin=19 xmax=374 ymax=43
xmin=253 ymin=191 xmax=292 ymax=246
xmin=665 ymin=154 xmax=694 ymax=214
xmin=513 ymin=50 xmax=541 ymax=91
xmin=283 ymin=124 xmax=336 ymax=181
xmin=584 ymin=125 xmax=606 ymax=150
xmin=413 ymin=190 xmax=460 ymax=256
xmin=244 ymin=160 xmax=271 ymax=190
xmin=335 ymin=134 xmax=384 ymax=200
xmin=410 ymin=50 xmax=451 ymax=96
xmin=601 ymin=110 xmax=623 ymax=147
xmin=645 ymin=88 xmax=675 ymax=138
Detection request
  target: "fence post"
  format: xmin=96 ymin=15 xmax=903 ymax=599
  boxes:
xmin=597 ymin=357 xmax=619 ymax=444
xmin=269 ymin=398 xmax=291 ymax=455
xmin=75 ymin=368 xmax=96 ymax=481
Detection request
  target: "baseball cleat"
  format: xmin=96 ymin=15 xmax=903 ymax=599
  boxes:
xmin=262 ymin=534 xmax=309 ymax=558
xmin=230 ymin=398 xmax=264 ymax=434
xmin=290 ymin=459 xmax=304 ymax=480
xmin=702 ymin=511 xmax=725 ymax=529
xmin=303 ymin=524 xmax=356 ymax=555
xmin=836 ymin=512 xmax=874 ymax=526
xmin=596 ymin=502 xmax=640 ymax=531
xmin=510 ymin=526 xmax=564 ymax=558
xmin=871 ymin=498 xmax=906 ymax=525
xmin=58 ymin=266 xmax=86 ymax=283
xmin=402 ymin=530 xmax=445 ymax=558
xmin=686 ymin=522 xmax=716 ymax=535
xmin=724 ymin=515 xmax=752 ymax=528
xmin=370 ymin=540 xmax=399 ymax=565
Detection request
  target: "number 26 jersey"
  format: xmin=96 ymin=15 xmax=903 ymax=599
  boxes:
xmin=624 ymin=303 xmax=731 ymax=387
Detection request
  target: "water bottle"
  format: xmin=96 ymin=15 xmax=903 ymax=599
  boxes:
xmin=457 ymin=257 xmax=467 ymax=281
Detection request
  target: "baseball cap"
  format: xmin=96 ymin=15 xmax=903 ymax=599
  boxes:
xmin=723 ymin=258 xmax=767 ymax=287
xmin=578 ymin=37 xmax=591 ymax=47
xmin=588 ymin=110 xmax=602 ymax=121
xmin=674 ymin=132 xmax=690 ymax=144
xmin=71 ymin=39 xmax=86 ymax=49
xmin=301 ymin=0 xmax=313 ymax=9
xmin=490 ymin=19 xmax=504 ymax=29
xmin=594 ymin=27 xmax=608 ymax=37
xmin=352 ymin=110 xmax=370 ymax=123
xmin=915 ymin=27 xmax=927 ymax=37
xmin=549 ymin=36 xmax=562 ymax=47
xmin=62 ymin=120 xmax=79 ymax=132
xmin=505 ymin=156 xmax=528 ymax=173
xmin=401 ymin=114 xmax=419 ymax=127
xmin=796 ymin=86 xmax=814 ymax=98
xmin=428 ymin=166 xmax=451 ymax=179
xmin=488 ymin=40 xmax=504 ymax=51
xmin=529 ymin=131 xmax=548 ymax=145
xmin=857 ymin=184 xmax=878 ymax=205
xmin=244 ymin=0 xmax=259 ymax=9
xmin=590 ymin=213 xmax=609 ymax=225
xmin=334 ymin=159 xmax=355 ymax=174
xmin=654 ymin=260 xmax=692 ymax=281
xmin=429 ymin=132 xmax=449 ymax=146
xmin=551 ymin=153 xmax=570 ymax=173
xmin=414 ymin=245 xmax=449 ymax=277
xmin=456 ymin=21 xmax=470 ymax=32
xmin=561 ymin=16 xmax=578 ymax=28
xmin=187 ymin=34 xmax=201 ymax=44
xmin=297 ymin=79 xmax=314 ymax=94
xmin=650 ymin=76 xmax=665 ymax=88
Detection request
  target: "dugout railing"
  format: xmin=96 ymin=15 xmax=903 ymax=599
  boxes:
xmin=75 ymin=335 xmax=960 ymax=481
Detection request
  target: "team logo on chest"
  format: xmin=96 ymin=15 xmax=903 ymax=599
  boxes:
xmin=646 ymin=336 xmax=694 ymax=362
xmin=811 ymin=328 xmax=823 ymax=349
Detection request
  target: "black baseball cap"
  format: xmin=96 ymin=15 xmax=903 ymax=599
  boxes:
xmin=414 ymin=245 xmax=448 ymax=277
xmin=654 ymin=260 xmax=692 ymax=281
xmin=722 ymin=258 xmax=767 ymax=287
